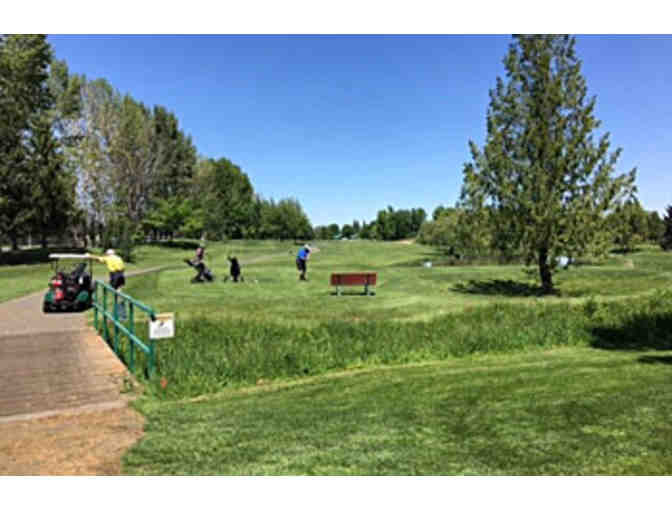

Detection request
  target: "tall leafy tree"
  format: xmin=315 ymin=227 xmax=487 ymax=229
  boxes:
xmin=151 ymin=105 xmax=197 ymax=201
xmin=0 ymin=35 xmax=53 ymax=249
xmin=462 ymin=35 xmax=636 ymax=292
xmin=646 ymin=210 xmax=664 ymax=244
xmin=198 ymin=157 xmax=255 ymax=240
xmin=609 ymin=199 xmax=648 ymax=253
xmin=660 ymin=206 xmax=672 ymax=251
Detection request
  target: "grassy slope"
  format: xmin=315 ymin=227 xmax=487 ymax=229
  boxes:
xmin=124 ymin=347 xmax=672 ymax=475
xmin=119 ymin=241 xmax=672 ymax=475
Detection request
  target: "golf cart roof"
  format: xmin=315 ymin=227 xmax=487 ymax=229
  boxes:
xmin=49 ymin=253 xmax=90 ymax=259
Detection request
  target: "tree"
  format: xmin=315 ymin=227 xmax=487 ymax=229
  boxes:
xmin=462 ymin=35 xmax=636 ymax=292
xmin=198 ymin=157 xmax=255 ymax=240
xmin=26 ymin=57 xmax=82 ymax=247
xmin=327 ymin=224 xmax=341 ymax=239
xmin=609 ymin=199 xmax=647 ymax=253
xmin=0 ymin=35 xmax=53 ymax=249
xmin=313 ymin=225 xmax=330 ymax=240
xmin=660 ymin=206 xmax=672 ymax=251
xmin=432 ymin=205 xmax=447 ymax=221
xmin=26 ymin=112 xmax=77 ymax=247
xmin=646 ymin=211 xmax=664 ymax=244
xmin=341 ymin=224 xmax=355 ymax=239
xmin=151 ymin=105 xmax=197 ymax=201
xmin=256 ymin=197 xmax=312 ymax=240
xmin=143 ymin=197 xmax=196 ymax=240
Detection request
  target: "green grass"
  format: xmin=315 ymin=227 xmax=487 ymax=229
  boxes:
xmin=5 ymin=239 xmax=672 ymax=474
xmin=120 ymin=240 xmax=672 ymax=325
xmin=0 ymin=242 xmax=197 ymax=304
xmin=111 ymin=286 xmax=672 ymax=401
xmin=0 ymin=262 xmax=54 ymax=303
xmin=124 ymin=347 xmax=672 ymax=475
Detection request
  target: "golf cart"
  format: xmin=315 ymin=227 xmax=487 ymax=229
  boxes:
xmin=43 ymin=254 xmax=94 ymax=313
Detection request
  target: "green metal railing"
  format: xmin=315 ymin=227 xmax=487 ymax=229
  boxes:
xmin=93 ymin=280 xmax=158 ymax=377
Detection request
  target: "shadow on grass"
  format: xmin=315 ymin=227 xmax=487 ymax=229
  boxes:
xmin=144 ymin=240 xmax=200 ymax=250
xmin=453 ymin=279 xmax=554 ymax=297
xmin=638 ymin=355 xmax=672 ymax=365
xmin=330 ymin=291 xmax=376 ymax=297
xmin=591 ymin=313 xmax=672 ymax=351
xmin=610 ymin=247 xmax=642 ymax=255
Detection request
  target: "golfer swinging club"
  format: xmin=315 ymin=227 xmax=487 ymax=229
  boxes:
xmin=296 ymin=244 xmax=311 ymax=281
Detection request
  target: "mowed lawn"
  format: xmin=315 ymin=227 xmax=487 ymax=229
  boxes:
xmin=125 ymin=347 xmax=672 ymax=475
xmin=121 ymin=240 xmax=672 ymax=324
xmin=4 ymin=240 xmax=672 ymax=474
xmin=0 ymin=243 xmax=197 ymax=304
xmin=118 ymin=241 xmax=672 ymax=475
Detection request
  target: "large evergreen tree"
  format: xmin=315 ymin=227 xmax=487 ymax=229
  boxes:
xmin=0 ymin=35 xmax=53 ymax=249
xmin=27 ymin=112 xmax=77 ymax=247
xmin=462 ymin=35 xmax=636 ymax=292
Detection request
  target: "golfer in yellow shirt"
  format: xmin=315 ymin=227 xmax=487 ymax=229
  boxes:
xmin=89 ymin=249 xmax=126 ymax=289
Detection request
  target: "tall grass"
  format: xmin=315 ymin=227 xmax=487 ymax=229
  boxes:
xmin=136 ymin=289 xmax=672 ymax=400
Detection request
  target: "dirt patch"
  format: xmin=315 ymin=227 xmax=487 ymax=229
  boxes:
xmin=396 ymin=239 xmax=415 ymax=245
xmin=0 ymin=405 xmax=144 ymax=475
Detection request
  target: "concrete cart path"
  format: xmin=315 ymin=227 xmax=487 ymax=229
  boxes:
xmin=0 ymin=266 xmax=165 ymax=422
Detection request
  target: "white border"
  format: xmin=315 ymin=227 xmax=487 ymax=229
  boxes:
xmin=3 ymin=1 xmax=672 ymax=33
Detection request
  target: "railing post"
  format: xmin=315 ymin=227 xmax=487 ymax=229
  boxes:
xmin=129 ymin=302 xmax=135 ymax=373
xmin=148 ymin=338 xmax=156 ymax=378
xmin=94 ymin=279 xmax=158 ymax=379
xmin=113 ymin=292 xmax=119 ymax=354
xmin=102 ymin=285 xmax=109 ymax=343
xmin=93 ymin=282 xmax=98 ymax=331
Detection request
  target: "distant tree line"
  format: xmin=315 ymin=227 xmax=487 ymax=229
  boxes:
xmin=314 ymin=207 xmax=426 ymax=241
xmin=418 ymin=201 xmax=666 ymax=260
xmin=0 ymin=35 xmax=312 ymax=258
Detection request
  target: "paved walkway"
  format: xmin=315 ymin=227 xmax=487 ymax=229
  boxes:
xmin=0 ymin=292 xmax=129 ymax=421
xmin=0 ymin=266 xmax=173 ymax=473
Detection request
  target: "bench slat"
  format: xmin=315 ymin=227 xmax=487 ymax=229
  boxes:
xmin=330 ymin=273 xmax=377 ymax=286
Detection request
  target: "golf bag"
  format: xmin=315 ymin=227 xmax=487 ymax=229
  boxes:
xmin=184 ymin=258 xmax=214 ymax=283
xmin=227 ymin=256 xmax=243 ymax=282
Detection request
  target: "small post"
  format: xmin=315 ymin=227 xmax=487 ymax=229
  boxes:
xmin=102 ymin=285 xmax=109 ymax=343
xmin=129 ymin=302 xmax=135 ymax=373
xmin=93 ymin=282 xmax=98 ymax=331
xmin=148 ymin=338 xmax=156 ymax=378
xmin=113 ymin=292 xmax=119 ymax=354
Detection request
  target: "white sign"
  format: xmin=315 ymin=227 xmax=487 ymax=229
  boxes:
xmin=150 ymin=313 xmax=175 ymax=339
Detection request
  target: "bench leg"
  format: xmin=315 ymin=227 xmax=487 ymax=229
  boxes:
xmin=338 ymin=286 xmax=341 ymax=296
xmin=365 ymin=284 xmax=369 ymax=296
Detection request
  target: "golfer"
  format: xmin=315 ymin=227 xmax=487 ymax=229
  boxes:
xmin=185 ymin=244 xmax=209 ymax=282
xmin=296 ymin=244 xmax=311 ymax=281
xmin=89 ymin=249 xmax=126 ymax=290
xmin=228 ymin=255 xmax=242 ymax=282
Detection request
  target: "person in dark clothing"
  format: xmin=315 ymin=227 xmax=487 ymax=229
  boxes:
xmin=184 ymin=245 xmax=212 ymax=283
xmin=296 ymin=244 xmax=311 ymax=281
xmin=227 ymin=255 xmax=243 ymax=282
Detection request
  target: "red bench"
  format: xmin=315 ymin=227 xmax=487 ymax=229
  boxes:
xmin=330 ymin=273 xmax=377 ymax=296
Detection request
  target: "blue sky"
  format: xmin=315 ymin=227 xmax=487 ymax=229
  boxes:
xmin=48 ymin=34 xmax=672 ymax=226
